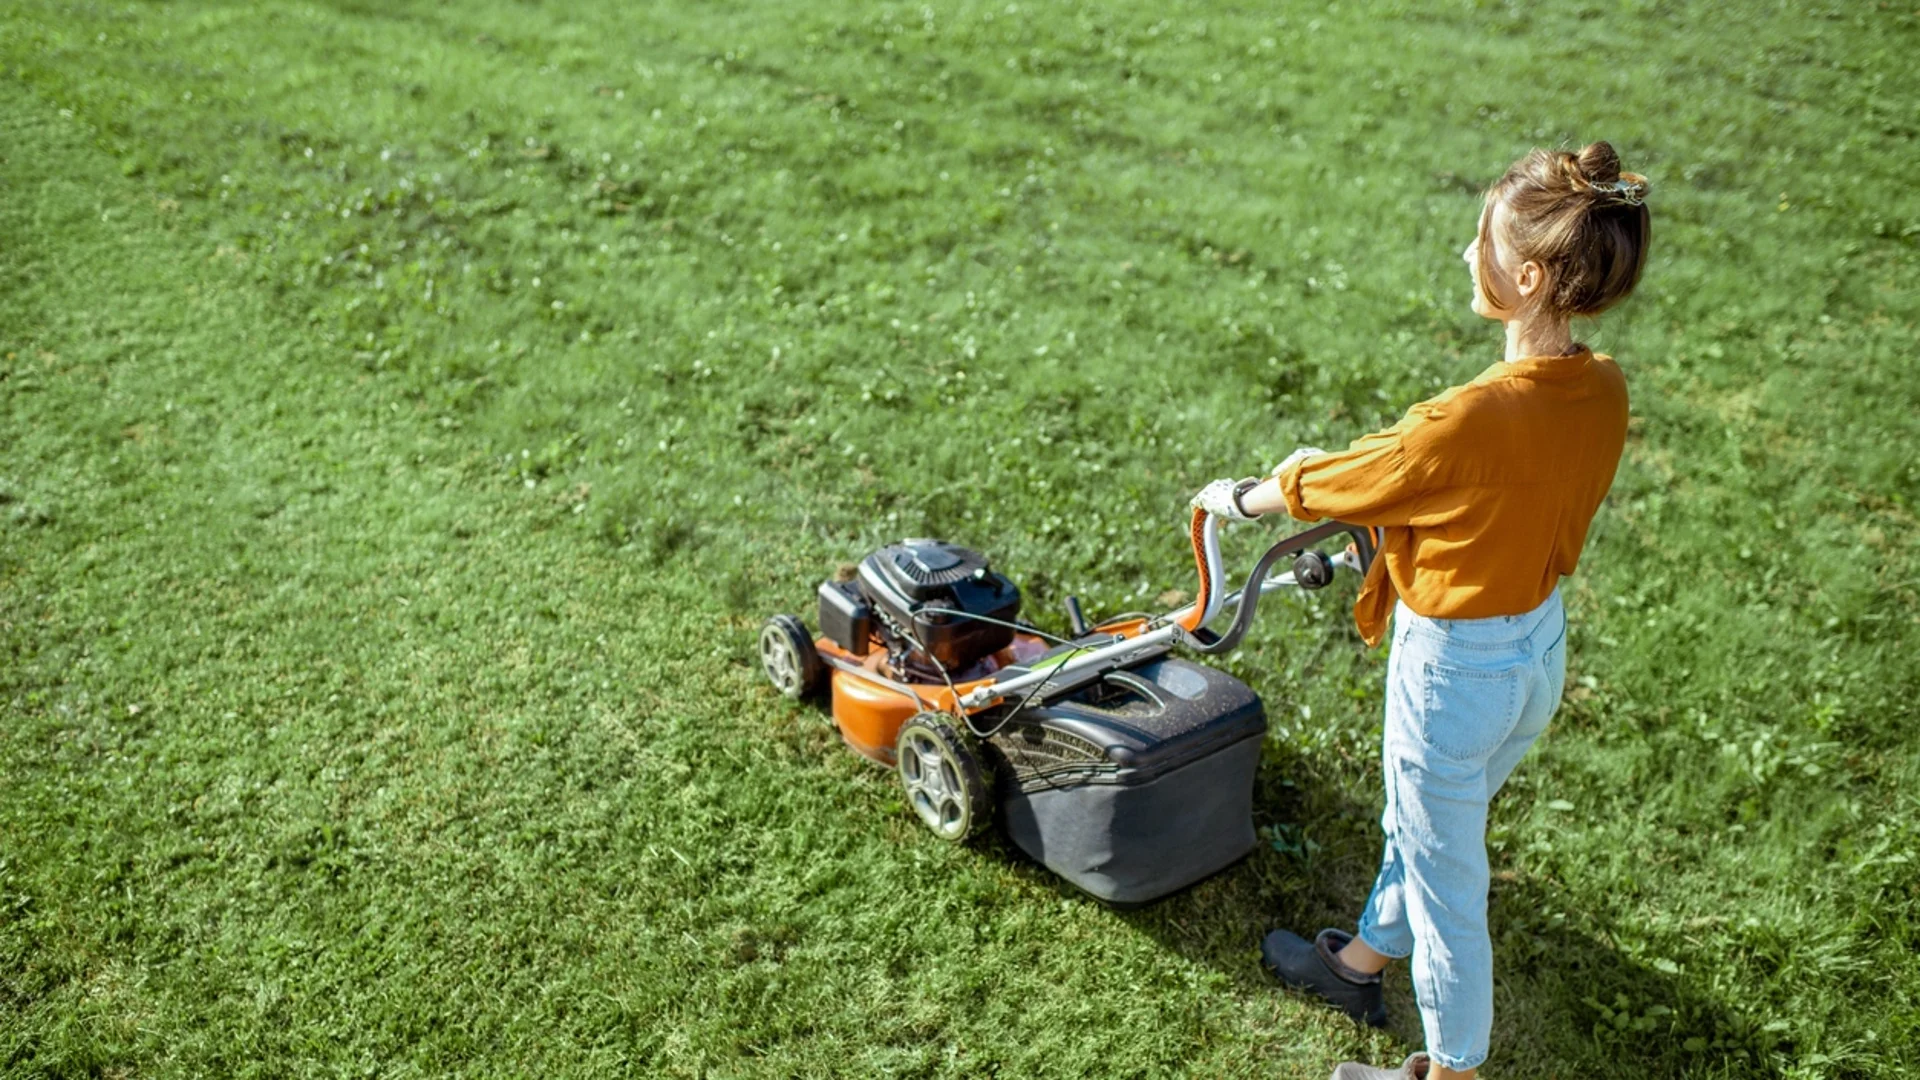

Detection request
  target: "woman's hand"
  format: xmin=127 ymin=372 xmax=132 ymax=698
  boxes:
xmin=1191 ymin=478 xmax=1264 ymax=522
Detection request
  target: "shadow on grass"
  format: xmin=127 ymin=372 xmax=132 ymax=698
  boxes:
xmin=1051 ymin=761 xmax=1785 ymax=1079
xmin=793 ymin=686 xmax=1781 ymax=1076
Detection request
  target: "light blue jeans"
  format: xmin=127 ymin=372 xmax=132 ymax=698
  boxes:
xmin=1355 ymin=589 xmax=1567 ymax=1072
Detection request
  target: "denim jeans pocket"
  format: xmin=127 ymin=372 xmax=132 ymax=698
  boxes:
xmin=1542 ymin=629 xmax=1568 ymax=712
xmin=1418 ymin=659 xmax=1528 ymax=760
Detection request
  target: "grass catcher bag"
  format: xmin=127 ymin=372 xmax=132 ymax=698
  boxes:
xmin=984 ymin=656 xmax=1266 ymax=906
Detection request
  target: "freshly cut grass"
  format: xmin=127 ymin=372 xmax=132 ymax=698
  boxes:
xmin=3 ymin=2 xmax=1918 ymax=1077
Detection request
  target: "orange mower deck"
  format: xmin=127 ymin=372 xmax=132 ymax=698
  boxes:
xmin=817 ymin=619 xmax=1149 ymax=765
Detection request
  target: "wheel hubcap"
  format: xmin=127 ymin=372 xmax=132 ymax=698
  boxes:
xmin=901 ymin=731 xmax=967 ymax=839
xmin=760 ymin=626 xmax=798 ymax=693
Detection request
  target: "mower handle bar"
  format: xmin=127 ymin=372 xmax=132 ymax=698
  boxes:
xmin=953 ymin=513 xmax=1374 ymax=711
xmin=1179 ymin=516 xmax=1377 ymax=655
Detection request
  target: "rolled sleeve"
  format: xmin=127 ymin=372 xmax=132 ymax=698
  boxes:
xmin=1279 ymin=428 xmax=1426 ymax=527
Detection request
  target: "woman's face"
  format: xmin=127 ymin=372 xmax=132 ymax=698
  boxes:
xmin=1463 ymin=198 xmax=1534 ymax=321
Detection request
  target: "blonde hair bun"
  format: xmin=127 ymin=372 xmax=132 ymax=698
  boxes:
xmin=1573 ymin=141 xmax=1622 ymax=185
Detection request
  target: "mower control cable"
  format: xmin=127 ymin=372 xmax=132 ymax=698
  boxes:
xmin=902 ymin=607 xmax=1115 ymax=738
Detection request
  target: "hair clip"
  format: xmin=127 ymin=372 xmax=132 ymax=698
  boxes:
xmin=1591 ymin=179 xmax=1647 ymax=207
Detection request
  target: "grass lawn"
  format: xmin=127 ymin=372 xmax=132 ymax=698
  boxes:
xmin=3 ymin=1 xmax=1918 ymax=1076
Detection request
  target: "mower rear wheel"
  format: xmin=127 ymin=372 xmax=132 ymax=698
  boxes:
xmin=895 ymin=713 xmax=993 ymax=842
xmin=759 ymin=614 xmax=822 ymax=699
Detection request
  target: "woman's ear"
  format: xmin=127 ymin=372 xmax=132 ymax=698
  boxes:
xmin=1515 ymin=259 xmax=1547 ymax=300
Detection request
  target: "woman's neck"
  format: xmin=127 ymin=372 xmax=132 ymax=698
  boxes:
xmin=1504 ymin=314 xmax=1574 ymax=362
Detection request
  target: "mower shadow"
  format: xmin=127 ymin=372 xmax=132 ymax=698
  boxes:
xmin=1080 ymin=757 xmax=1783 ymax=1079
xmin=807 ymin=663 xmax=1781 ymax=1077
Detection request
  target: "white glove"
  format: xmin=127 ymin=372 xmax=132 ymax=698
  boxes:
xmin=1270 ymin=446 xmax=1326 ymax=478
xmin=1190 ymin=477 xmax=1262 ymax=522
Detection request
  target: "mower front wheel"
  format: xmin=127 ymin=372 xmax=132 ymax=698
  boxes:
xmin=896 ymin=713 xmax=993 ymax=842
xmin=759 ymin=614 xmax=823 ymax=699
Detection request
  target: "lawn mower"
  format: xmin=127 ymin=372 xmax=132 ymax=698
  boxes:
xmin=758 ymin=506 xmax=1377 ymax=905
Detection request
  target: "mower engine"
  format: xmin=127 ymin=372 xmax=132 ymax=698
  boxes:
xmin=817 ymin=539 xmax=1022 ymax=680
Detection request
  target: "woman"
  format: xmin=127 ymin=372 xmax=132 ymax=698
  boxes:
xmin=1191 ymin=142 xmax=1653 ymax=1080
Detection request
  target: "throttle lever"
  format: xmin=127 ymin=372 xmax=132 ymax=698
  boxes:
xmin=1064 ymin=595 xmax=1091 ymax=637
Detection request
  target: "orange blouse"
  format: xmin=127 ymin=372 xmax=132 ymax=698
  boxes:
xmin=1276 ymin=347 xmax=1629 ymax=646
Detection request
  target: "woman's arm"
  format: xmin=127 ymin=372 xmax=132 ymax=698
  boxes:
xmin=1236 ymin=475 xmax=1297 ymax=517
xmin=1253 ymin=410 xmax=1436 ymax=526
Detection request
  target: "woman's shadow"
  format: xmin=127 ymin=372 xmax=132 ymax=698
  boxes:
xmin=996 ymin=745 xmax=1784 ymax=1079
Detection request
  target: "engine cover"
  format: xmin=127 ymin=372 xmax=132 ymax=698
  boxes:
xmin=857 ymin=539 xmax=1021 ymax=675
